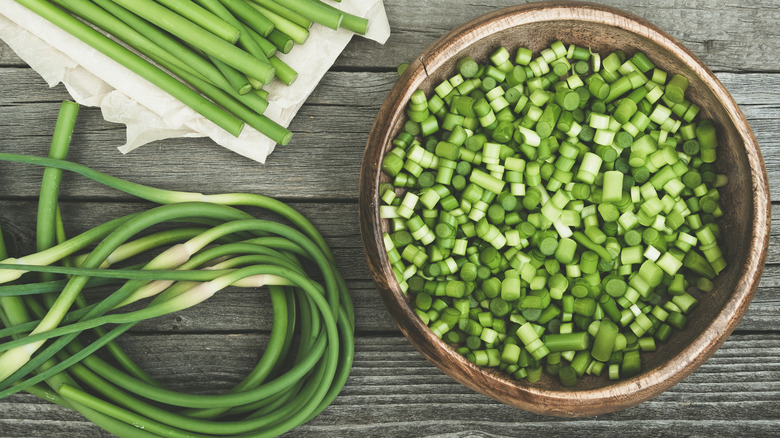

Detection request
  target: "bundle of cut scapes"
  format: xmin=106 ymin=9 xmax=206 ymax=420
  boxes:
xmin=14 ymin=0 xmax=370 ymax=145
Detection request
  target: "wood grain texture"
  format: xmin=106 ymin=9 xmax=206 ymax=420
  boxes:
xmin=0 ymin=0 xmax=778 ymax=435
xmin=2 ymin=0 xmax=779 ymax=73
xmin=0 ymin=334 xmax=778 ymax=437
xmin=0 ymin=69 xmax=778 ymax=199
xmin=0 ymin=200 xmax=777 ymax=335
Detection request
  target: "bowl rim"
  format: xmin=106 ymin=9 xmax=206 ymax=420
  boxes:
xmin=359 ymin=0 xmax=771 ymax=417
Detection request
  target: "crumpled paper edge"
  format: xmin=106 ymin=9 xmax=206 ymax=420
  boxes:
xmin=0 ymin=0 xmax=390 ymax=163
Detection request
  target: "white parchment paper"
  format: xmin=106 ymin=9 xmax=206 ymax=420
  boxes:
xmin=0 ymin=0 xmax=390 ymax=163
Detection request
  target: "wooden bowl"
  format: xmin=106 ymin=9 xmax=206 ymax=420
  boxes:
xmin=358 ymin=1 xmax=770 ymax=416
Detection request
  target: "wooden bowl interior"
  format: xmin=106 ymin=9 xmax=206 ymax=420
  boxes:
xmin=359 ymin=3 xmax=768 ymax=417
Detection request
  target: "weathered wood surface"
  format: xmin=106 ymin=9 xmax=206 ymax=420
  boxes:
xmin=0 ymin=69 xmax=779 ymax=200
xmin=2 ymin=334 xmax=779 ymax=437
xmin=1 ymin=0 xmax=779 ymax=436
xmin=2 ymin=0 xmax=780 ymax=73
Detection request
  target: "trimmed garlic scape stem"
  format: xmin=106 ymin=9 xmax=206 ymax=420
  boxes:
xmin=15 ymin=0 xmax=370 ymax=148
xmin=0 ymin=102 xmax=354 ymax=436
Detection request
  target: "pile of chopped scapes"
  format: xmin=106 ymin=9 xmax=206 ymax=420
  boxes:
xmin=380 ymin=41 xmax=728 ymax=386
xmin=16 ymin=0 xmax=370 ymax=146
xmin=0 ymin=101 xmax=354 ymax=437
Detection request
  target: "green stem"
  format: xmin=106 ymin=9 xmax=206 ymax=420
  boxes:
xmin=37 ymin=101 xmax=78 ymax=311
xmin=247 ymin=0 xmax=312 ymax=28
xmin=17 ymin=0 xmax=243 ymax=136
xmin=56 ymin=0 xmax=209 ymax=84
xmin=52 ymin=287 xmax=289 ymax=436
xmin=0 ymin=203 xmax=248 ymax=382
xmin=195 ymin=0 xmax=269 ymax=62
xmin=571 ymin=231 xmax=613 ymax=261
xmin=110 ymin=0 xmax=275 ymax=84
xmin=269 ymin=0 xmax=341 ymax=30
xmin=0 ymin=263 xmax=235 ymax=282
xmin=269 ymin=56 xmax=298 ymax=85
xmin=246 ymin=1 xmax=309 ymax=44
xmin=15 ymin=0 xmax=245 ymax=136
xmin=78 ymin=265 xmax=336 ymax=410
xmin=155 ymin=0 xmax=240 ymax=43
xmin=61 ymin=0 xmax=270 ymax=125
xmin=37 ymin=101 xmax=78 ymax=261
xmin=209 ymin=55 xmax=253 ymax=94
xmin=0 ymin=214 xmax=137 ymax=284
xmin=217 ymin=0 xmax=276 ymax=37
xmin=0 ymin=151 xmax=353 ymax=436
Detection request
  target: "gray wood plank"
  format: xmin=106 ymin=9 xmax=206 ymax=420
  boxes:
xmin=2 ymin=0 xmax=780 ymax=74
xmin=0 ymin=69 xmax=778 ymax=200
xmin=110 ymin=280 xmax=780 ymax=335
xmin=342 ymin=0 xmax=780 ymax=74
xmin=1 ymin=272 xmax=775 ymax=336
xmin=1 ymin=1 xmax=778 ymax=437
xmin=0 ymin=200 xmax=776 ymax=335
xmin=0 ymin=333 xmax=777 ymax=437
xmin=6 ymin=199 xmax=780 ymax=269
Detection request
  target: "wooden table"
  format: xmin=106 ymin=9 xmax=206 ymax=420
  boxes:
xmin=1 ymin=0 xmax=778 ymax=436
